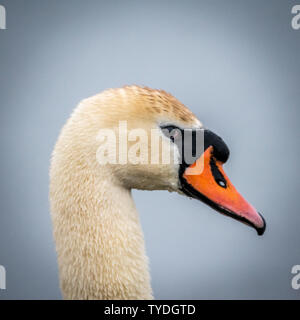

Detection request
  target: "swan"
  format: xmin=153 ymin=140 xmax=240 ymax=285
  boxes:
xmin=50 ymin=85 xmax=266 ymax=300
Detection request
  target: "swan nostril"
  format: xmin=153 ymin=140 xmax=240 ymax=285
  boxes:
xmin=217 ymin=180 xmax=226 ymax=188
xmin=210 ymin=156 xmax=227 ymax=188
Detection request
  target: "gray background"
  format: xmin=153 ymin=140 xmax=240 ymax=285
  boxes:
xmin=0 ymin=0 xmax=299 ymax=299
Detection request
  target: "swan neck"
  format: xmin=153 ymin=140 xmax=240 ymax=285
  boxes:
xmin=51 ymin=168 xmax=153 ymax=299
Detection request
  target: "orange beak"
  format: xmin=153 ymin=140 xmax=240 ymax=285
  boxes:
xmin=181 ymin=146 xmax=266 ymax=235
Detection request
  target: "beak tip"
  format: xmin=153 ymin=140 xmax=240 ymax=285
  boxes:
xmin=255 ymin=212 xmax=266 ymax=236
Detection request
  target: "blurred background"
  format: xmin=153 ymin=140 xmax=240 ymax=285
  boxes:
xmin=0 ymin=0 xmax=299 ymax=299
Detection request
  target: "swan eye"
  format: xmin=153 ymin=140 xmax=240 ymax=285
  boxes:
xmin=160 ymin=125 xmax=182 ymax=142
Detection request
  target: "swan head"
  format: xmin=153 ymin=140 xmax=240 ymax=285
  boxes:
xmin=79 ymin=86 xmax=266 ymax=235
